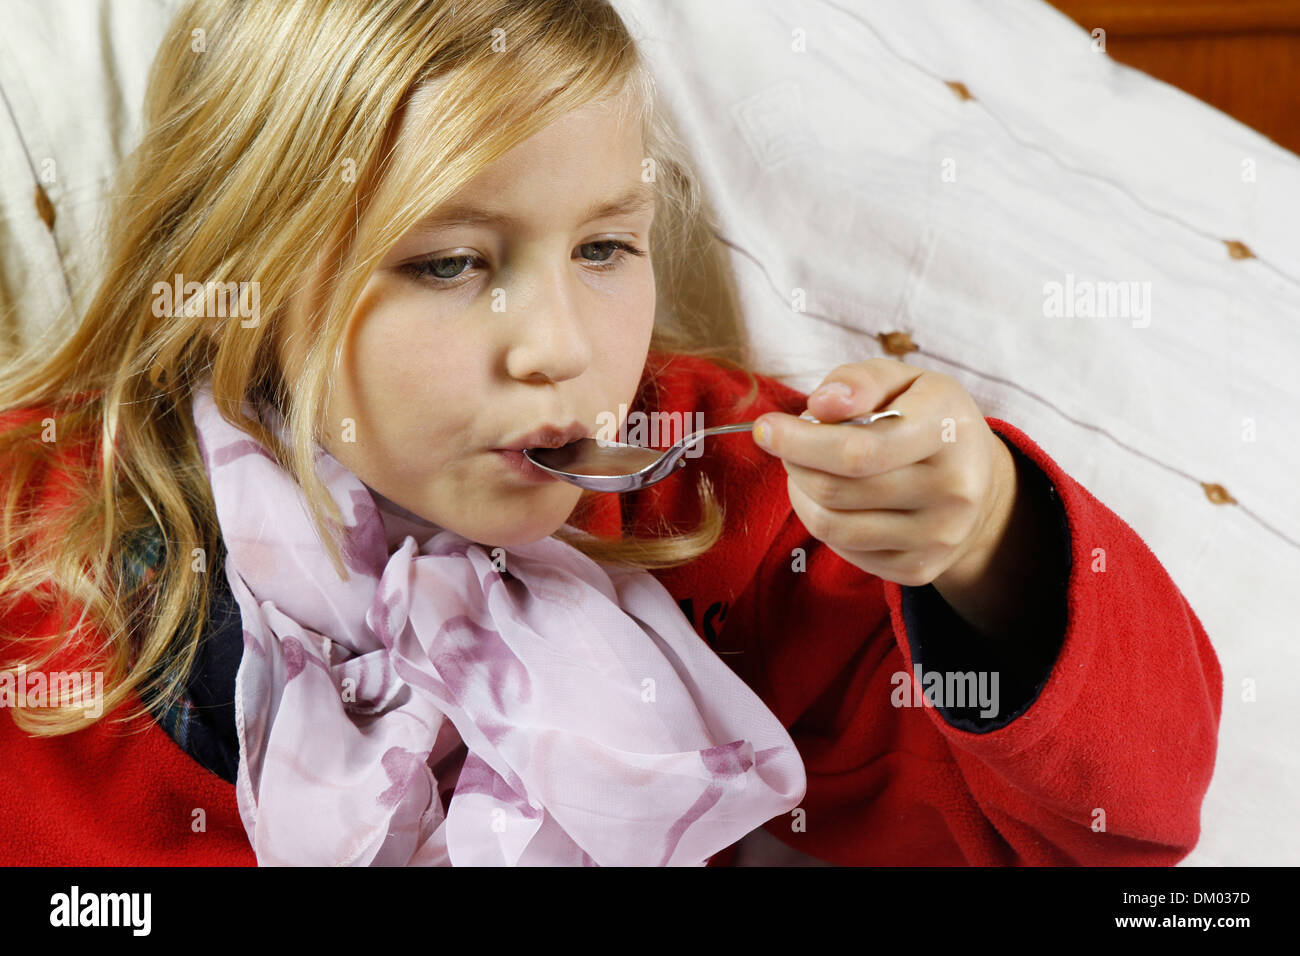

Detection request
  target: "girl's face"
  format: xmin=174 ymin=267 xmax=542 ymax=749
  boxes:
xmin=284 ymin=90 xmax=657 ymax=547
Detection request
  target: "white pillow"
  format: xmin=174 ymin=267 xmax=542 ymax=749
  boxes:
xmin=0 ymin=0 xmax=183 ymax=356
xmin=612 ymin=0 xmax=1300 ymax=865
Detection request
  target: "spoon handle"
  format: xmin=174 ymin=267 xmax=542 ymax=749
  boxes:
xmin=694 ymin=409 xmax=902 ymax=440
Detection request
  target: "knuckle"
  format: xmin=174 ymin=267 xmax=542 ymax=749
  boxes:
xmin=938 ymin=526 xmax=967 ymax=552
xmin=839 ymin=437 xmax=873 ymax=477
xmin=843 ymin=521 xmax=875 ymax=553
xmin=916 ymin=368 xmax=945 ymax=389
xmin=927 ymin=514 xmax=966 ymax=552
xmin=805 ymin=470 xmax=843 ymax=507
xmin=895 ymin=562 xmax=931 ymax=588
xmin=960 ymin=405 xmax=985 ymax=432
xmin=913 ymin=551 xmax=944 ymax=585
xmin=806 ymin=503 xmax=838 ymax=544
xmin=944 ymin=407 xmax=973 ymax=437
xmin=963 ymin=466 xmax=988 ymax=504
xmin=945 ymin=471 xmax=983 ymax=510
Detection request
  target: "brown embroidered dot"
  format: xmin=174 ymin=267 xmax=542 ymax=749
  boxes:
xmin=34 ymin=183 xmax=55 ymax=230
xmin=1201 ymin=482 xmax=1237 ymax=505
xmin=1224 ymin=240 xmax=1254 ymax=260
xmin=945 ymin=80 xmax=974 ymax=101
xmin=879 ymin=331 xmax=919 ymax=356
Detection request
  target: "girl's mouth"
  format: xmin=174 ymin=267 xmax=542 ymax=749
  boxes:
xmin=491 ymin=448 xmax=559 ymax=483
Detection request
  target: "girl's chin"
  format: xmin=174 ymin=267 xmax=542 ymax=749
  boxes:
xmin=461 ymin=500 xmax=581 ymax=549
xmin=467 ymin=525 xmax=561 ymax=550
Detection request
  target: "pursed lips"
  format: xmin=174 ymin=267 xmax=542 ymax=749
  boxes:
xmin=493 ymin=420 xmax=589 ymax=451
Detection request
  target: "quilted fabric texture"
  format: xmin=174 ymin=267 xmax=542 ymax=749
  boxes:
xmin=0 ymin=0 xmax=1295 ymax=863
xmin=0 ymin=0 xmax=181 ymax=358
xmin=609 ymin=0 xmax=1300 ymax=865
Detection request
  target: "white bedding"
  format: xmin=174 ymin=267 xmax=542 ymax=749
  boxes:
xmin=2 ymin=0 xmax=1296 ymax=864
xmin=611 ymin=0 xmax=1300 ymax=865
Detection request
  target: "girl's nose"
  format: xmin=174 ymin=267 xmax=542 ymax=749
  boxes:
xmin=504 ymin=276 xmax=592 ymax=384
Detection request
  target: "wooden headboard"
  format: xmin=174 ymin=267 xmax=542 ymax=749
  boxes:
xmin=1046 ymin=0 xmax=1300 ymax=155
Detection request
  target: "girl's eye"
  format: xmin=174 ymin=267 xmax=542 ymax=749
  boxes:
xmin=400 ymin=240 xmax=646 ymax=287
xmin=576 ymin=240 xmax=646 ymax=269
xmin=402 ymin=253 xmax=482 ymax=284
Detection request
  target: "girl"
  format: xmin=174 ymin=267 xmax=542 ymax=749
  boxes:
xmin=0 ymin=0 xmax=1221 ymax=866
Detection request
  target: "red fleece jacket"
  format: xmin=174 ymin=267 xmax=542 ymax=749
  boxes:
xmin=0 ymin=351 xmax=1222 ymax=865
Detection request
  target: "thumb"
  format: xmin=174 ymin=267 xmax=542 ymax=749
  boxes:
xmin=804 ymin=361 xmax=920 ymax=421
xmin=804 ymin=380 xmax=856 ymax=422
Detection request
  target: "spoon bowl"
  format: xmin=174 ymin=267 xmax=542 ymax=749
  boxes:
xmin=524 ymin=410 xmax=902 ymax=492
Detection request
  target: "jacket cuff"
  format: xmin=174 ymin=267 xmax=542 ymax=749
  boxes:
xmin=896 ymin=428 xmax=1071 ymax=733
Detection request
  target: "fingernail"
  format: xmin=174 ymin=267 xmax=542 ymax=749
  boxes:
xmin=754 ymin=420 xmax=771 ymax=448
xmin=811 ymin=382 xmax=852 ymax=402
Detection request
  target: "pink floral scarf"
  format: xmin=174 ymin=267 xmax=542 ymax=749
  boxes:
xmin=190 ymin=378 xmax=806 ymax=865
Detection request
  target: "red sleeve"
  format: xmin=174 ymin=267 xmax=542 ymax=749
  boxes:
xmin=721 ymin=408 xmax=1223 ymax=865
xmin=889 ymin=417 xmax=1222 ymax=864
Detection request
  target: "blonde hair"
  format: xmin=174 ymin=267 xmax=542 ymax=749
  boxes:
xmin=0 ymin=0 xmax=761 ymax=736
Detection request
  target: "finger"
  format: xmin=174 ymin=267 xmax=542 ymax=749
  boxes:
xmin=754 ymin=409 xmax=920 ymax=478
xmin=782 ymin=459 xmax=939 ymax=511
xmin=755 ymin=406 xmax=932 ymax=479
xmin=802 ymin=358 xmax=922 ymax=423
xmin=789 ymin=479 xmax=974 ymax=559
xmin=861 ymin=370 xmax=966 ymax=465
xmin=824 ymin=544 xmax=948 ymax=589
xmin=788 ymin=479 xmax=937 ymax=552
xmin=755 ymin=371 xmax=955 ymax=477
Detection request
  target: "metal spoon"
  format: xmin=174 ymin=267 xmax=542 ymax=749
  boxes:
xmin=523 ymin=409 xmax=903 ymax=492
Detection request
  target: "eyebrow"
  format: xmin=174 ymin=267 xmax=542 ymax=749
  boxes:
xmin=412 ymin=183 xmax=657 ymax=231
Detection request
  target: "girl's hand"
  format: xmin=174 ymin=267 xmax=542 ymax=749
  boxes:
xmin=751 ymin=359 xmax=1018 ymax=593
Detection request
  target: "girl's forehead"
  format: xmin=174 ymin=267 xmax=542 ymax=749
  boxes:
xmin=394 ymin=103 xmax=647 ymax=213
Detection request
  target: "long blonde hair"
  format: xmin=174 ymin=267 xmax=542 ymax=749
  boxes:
xmin=0 ymin=0 xmax=761 ymax=736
